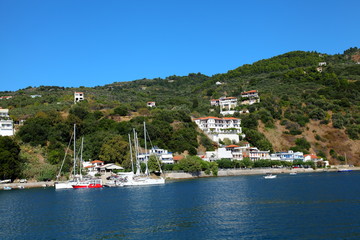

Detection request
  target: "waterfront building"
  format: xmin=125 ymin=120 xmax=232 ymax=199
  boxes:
xmin=137 ymin=147 xmax=174 ymax=164
xmin=270 ymin=151 xmax=304 ymax=162
xmin=202 ymin=142 xmax=270 ymax=162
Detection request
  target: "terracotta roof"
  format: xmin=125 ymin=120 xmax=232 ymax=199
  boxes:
xmin=173 ymin=155 xmax=184 ymax=161
xmin=222 ymin=97 xmax=237 ymax=99
xmin=91 ymin=160 xmax=104 ymax=163
xmin=194 ymin=116 xmax=222 ymax=120
xmin=304 ymin=154 xmax=319 ymax=159
xmin=241 ymin=90 xmax=258 ymax=94
xmin=223 ymin=117 xmax=239 ymax=120
xmin=85 ymin=165 xmax=95 ymax=168
xmin=75 ymin=92 xmax=84 ymax=94
xmin=225 ymin=145 xmax=240 ymax=148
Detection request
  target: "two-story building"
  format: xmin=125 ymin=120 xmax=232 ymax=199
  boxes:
xmin=137 ymin=147 xmax=174 ymax=164
xmin=270 ymin=151 xmax=304 ymax=162
xmin=74 ymin=92 xmax=84 ymax=103
xmin=0 ymin=109 xmax=14 ymax=136
xmin=240 ymin=90 xmax=260 ymax=105
xmin=202 ymin=143 xmax=270 ymax=162
xmin=210 ymin=97 xmax=238 ymax=110
xmin=194 ymin=116 xmax=244 ymax=143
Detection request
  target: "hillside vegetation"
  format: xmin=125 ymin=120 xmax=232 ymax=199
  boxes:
xmin=1 ymin=47 xmax=359 ymax=180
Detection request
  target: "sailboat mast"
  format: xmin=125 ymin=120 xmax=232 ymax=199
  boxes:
xmin=73 ymin=124 xmax=76 ymax=177
xmin=144 ymin=122 xmax=149 ymax=175
xmin=129 ymin=133 xmax=134 ymax=173
xmin=80 ymin=137 xmax=84 ymax=180
xmin=134 ymin=128 xmax=140 ymax=175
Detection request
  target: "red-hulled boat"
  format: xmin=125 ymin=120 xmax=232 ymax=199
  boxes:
xmin=72 ymin=179 xmax=103 ymax=189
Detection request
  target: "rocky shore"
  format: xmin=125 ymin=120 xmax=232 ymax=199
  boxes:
xmin=0 ymin=181 xmax=54 ymax=190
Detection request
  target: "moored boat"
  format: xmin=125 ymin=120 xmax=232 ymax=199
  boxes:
xmin=263 ymin=173 xmax=277 ymax=179
xmin=72 ymin=179 xmax=103 ymax=189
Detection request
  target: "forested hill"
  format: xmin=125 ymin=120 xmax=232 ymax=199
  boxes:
xmin=0 ymin=47 xmax=359 ymax=180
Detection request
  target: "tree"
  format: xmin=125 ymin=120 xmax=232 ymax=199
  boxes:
xmin=147 ymin=155 xmax=161 ymax=172
xmin=0 ymin=136 xmax=24 ymax=180
xmin=178 ymin=156 xmax=202 ymax=173
xmin=113 ymin=105 xmax=128 ymax=116
xmin=99 ymin=135 xmax=129 ymax=164
xmin=17 ymin=116 xmax=52 ymax=146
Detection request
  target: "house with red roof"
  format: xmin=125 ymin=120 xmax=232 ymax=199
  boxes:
xmin=147 ymin=101 xmax=156 ymax=107
xmin=210 ymin=96 xmax=238 ymax=110
xmin=304 ymin=154 xmax=323 ymax=162
xmin=240 ymin=90 xmax=260 ymax=105
xmin=194 ymin=116 xmax=245 ymax=143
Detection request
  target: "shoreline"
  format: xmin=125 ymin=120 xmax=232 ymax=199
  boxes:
xmin=165 ymin=166 xmax=360 ymax=179
xmin=2 ymin=167 xmax=359 ymax=190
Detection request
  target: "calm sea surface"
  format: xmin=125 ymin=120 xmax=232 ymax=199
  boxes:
xmin=1 ymin=171 xmax=360 ymax=240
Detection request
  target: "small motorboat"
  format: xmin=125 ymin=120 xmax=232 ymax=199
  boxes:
xmin=3 ymin=186 xmax=12 ymax=190
xmin=263 ymin=174 xmax=277 ymax=179
xmin=289 ymin=172 xmax=297 ymax=175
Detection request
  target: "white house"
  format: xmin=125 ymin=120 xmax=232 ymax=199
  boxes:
xmin=0 ymin=109 xmax=14 ymax=136
xmin=0 ymin=96 xmax=13 ymax=100
xmin=240 ymin=90 xmax=260 ymax=105
xmin=74 ymin=92 xmax=84 ymax=103
xmin=241 ymin=90 xmax=259 ymax=98
xmin=318 ymin=62 xmax=327 ymax=66
xmin=202 ymin=143 xmax=270 ymax=162
xmin=194 ymin=116 xmax=244 ymax=143
xmin=0 ymin=119 xmax=14 ymax=136
xmin=270 ymin=151 xmax=304 ymax=162
xmin=210 ymin=97 xmax=238 ymax=110
xmin=137 ymin=147 xmax=174 ymax=164
xmin=0 ymin=109 xmax=9 ymax=119
xmin=147 ymin=101 xmax=156 ymax=107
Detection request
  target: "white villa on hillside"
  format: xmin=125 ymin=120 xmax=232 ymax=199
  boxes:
xmin=240 ymin=90 xmax=260 ymax=105
xmin=0 ymin=119 xmax=14 ymax=136
xmin=74 ymin=92 xmax=84 ymax=103
xmin=147 ymin=101 xmax=156 ymax=107
xmin=194 ymin=116 xmax=244 ymax=143
xmin=210 ymin=97 xmax=238 ymax=110
xmin=0 ymin=109 xmax=10 ymax=119
xmin=0 ymin=109 xmax=14 ymax=136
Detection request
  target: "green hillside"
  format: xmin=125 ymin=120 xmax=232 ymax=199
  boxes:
xmin=1 ymin=47 xmax=359 ymax=180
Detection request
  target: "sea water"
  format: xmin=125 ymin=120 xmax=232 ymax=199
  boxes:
xmin=1 ymin=171 xmax=360 ymax=239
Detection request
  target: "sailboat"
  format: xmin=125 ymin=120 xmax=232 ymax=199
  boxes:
xmin=121 ymin=122 xmax=165 ymax=186
xmin=71 ymin=136 xmax=103 ymax=189
xmin=55 ymin=124 xmax=81 ymax=189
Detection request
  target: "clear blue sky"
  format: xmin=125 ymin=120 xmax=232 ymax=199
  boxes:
xmin=1 ymin=0 xmax=359 ymax=91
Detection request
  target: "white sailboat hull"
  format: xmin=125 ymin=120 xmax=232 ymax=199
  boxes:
xmin=54 ymin=181 xmax=77 ymax=189
xmin=123 ymin=177 xmax=165 ymax=186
